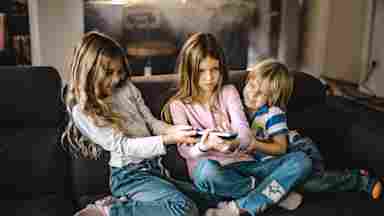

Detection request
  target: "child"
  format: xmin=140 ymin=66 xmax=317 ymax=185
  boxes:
xmin=243 ymin=58 xmax=383 ymax=200
xmin=162 ymin=32 xmax=312 ymax=216
xmin=62 ymin=31 xmax=202 ymax=216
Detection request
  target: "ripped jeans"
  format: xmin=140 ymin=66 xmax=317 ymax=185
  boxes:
xmin=109 ymin=158 xmax=200 ymax=216
xmin=192 ymin=151 xmax=312 ymax=216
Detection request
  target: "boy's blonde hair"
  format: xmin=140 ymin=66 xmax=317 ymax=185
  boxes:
xmin=62 ymin=31 xmax=131 ymax=159
xmin=246 ymin=58 xmax=294 ymax=110
xmin=161 ymin=32 xmax=228 ymax=123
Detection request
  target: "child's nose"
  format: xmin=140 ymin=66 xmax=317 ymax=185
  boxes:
xmin=206 ymin=71 xmax=215 ymax=79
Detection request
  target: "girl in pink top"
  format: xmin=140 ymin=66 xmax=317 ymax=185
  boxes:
xmin=162 ymin=32 xmax=312 ymax=216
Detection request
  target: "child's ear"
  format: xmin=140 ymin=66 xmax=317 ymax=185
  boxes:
xmin=268 ymin=99 xmax=273 ymax=107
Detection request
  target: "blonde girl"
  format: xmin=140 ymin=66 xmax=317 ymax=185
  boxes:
xmin=162 ymin=32 xmax=312 ymax=216
xmin=62 ymin=31 xmax=200 ymax=216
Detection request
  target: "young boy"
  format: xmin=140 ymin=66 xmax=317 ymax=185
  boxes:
xmin=242 ymin=58 xmax=383 ymax=200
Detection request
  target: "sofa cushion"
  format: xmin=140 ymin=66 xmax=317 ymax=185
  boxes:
xmin=132 ymin=74 xmax=178 ymax=118
xmin=263 ymin=192 xmax=384 ymax=216
xmin=0 ymin=127 xmax=70 ymax=198
xmin=325 ymin=96 xmax=384 ymax=175
xmin=3 ymin=194 xmax=74 ymax=216
xmin=0 ymin=66 xmax=64 ymax=128
xmin=287 ymin=104 xmax=351 ymax=169
xmin=288 ymin=71 xmax=327 ymax=112
xmin=70 ymin=151 xmax=111 ymax=208
xmin=0 ymin=66 xmax=71 ymax=205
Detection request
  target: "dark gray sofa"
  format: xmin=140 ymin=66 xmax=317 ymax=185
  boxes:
xmin=1 ymin=66 xmax=383 ymax=216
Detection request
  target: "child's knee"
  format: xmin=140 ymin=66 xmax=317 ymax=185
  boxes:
xmin=166 ymin=192 xmax=199 ymax=216
xmin=177 ymin=196 xmax=199 ymax=216
xmin=287 ymin=151 xmax=313 ymax=178
xmin=192 ymin=159 xmax=222 ymax=186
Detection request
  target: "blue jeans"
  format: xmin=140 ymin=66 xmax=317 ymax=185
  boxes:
xmin=288 ymin=133 xmax=325 ymax=175
xmin=192 ymin=151 xmax=312 ymax=216
xmin=109 ymin=158 xmax=199 ymax=216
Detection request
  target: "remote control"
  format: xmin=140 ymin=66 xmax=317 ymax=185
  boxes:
xmin=195 ymin=129 xmax=238 ymax=140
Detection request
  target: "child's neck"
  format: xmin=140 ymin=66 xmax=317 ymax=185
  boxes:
xmin=246 ymin=104 xmax=268 ymax=116
xmin=246 ymin=108 xmax=257 ymax=119
xmin=197 ymin=92 xmax=214 ymax=105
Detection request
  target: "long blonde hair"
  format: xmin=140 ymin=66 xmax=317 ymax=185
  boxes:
xmin=161 ymin=32 xmax=228 ymax=123
xmin=62 ymin=31 xmax=131 ymax=159
xmin=246 ymin=58 xmax=294 ymax=110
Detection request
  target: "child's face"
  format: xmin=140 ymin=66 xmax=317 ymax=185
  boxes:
xmin=243 ymin=74 xmax=271 ymax=111
xmin=197 ymin=56 xmax=220 ymax=96
xmin=101 ymin=58 xmax=125 ymax=96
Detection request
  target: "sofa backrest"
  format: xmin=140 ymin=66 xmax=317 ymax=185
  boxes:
xmin=131 ymin=70 xmax=327 ymax=180
xmin=0 ymin=67 xmax=64 ymax=128
xmin=70 ymin=70 xmax=328 ymax=204
xmin=0 ymin=66 xmax=71 ymax=199
xmin=132 ymin=70 xmax=327 ymax=119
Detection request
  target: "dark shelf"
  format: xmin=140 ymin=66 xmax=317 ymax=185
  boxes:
xmin=9 ymin=14 xmax=29 ymax=35
xmin=0 ymin=1 xmax=31 ymax=65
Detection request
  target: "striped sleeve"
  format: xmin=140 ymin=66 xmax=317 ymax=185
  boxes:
xmin=265 ymin=107 xmax=289 ymax=137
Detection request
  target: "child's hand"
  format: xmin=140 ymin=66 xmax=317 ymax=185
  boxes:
xmin=200 ymin=130 xmax=234 ymax=154
xmin=163 ymin=125 xmax=197 ymax=145
xmin=236 ymin=151 xmax=252 ymax=160
xmin=244 ymin=136 xmax=258 ymax=154
xmin=244 ymin=141 xmax=258 ymax=154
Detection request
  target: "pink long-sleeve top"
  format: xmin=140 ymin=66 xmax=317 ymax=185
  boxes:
xmin=169 ymin=85 xmax=254 ymax=176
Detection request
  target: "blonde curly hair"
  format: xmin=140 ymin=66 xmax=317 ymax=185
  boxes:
xmin=62 ymin=31 xmax=131 ymax=159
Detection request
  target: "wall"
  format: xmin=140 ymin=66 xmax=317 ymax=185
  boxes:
xmin=26 ymin=0 xmax=377 ymax=89
xmin=299 ymin=0 xmax=328 ymax=78
xmin=28 ymin=0 xmax=84 ymax=82
xmin=361 ymin=0 xmax=384 ymax=97
xmin=299 ymin=0 xmax=371 ymax=84
xmin=322 ymin=0 xmax=369 ymax=83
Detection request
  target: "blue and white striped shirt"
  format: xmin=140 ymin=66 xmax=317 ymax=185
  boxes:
xmin=250 ymin=104 xmax=290 ymax=141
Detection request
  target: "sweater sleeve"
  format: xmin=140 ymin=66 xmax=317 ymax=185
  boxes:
xmin=223 ymin=85 xmax=252 ymax=150
xmin=72 ymin=105 xmax=166 ymax=159
xmin=169 ymin=100 xmax=209 ymax=158
xmin=130 ymin=83 xmax=170 ymax=135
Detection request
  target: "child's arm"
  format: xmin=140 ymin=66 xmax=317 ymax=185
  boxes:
xmin=223 ymin=85 xmax=252 ymax=151
xmin=246 ymin=132 xmax=288 ymax=155
xmin=170 ymin=98 xmax=239 ymax=155
xmin=169 ymin=100 xmax=211 ymax=158
xmin=72 ymin=105 xmax=195 ymax=159
xmin=246 ymin=106 xmax=289 ymax=155
xmin=129 ymin=83 xmax=171 ymax=135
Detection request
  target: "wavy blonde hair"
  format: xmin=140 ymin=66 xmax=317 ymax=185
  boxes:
xmin=62 ymin=31 xmax=131 ymax=159
xmin=161 ymin=32 xmax=229 ymax=123
xmin=246 ymin=58 xmax=294 ymax=110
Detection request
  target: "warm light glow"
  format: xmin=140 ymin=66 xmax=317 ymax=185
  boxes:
xmin=87 ymin=0 xmax=146 ymax=5
xmin=111 ymin=0 xmax=127 ymax=4
xmin=87 ymin=0 xmax=129 ymax=5
xmin=87 ymin=0 xmax=189 ymax=5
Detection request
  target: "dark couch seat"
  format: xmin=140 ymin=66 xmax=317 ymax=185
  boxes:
xmin=0 ymin=67 xmax=75 ymax=216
